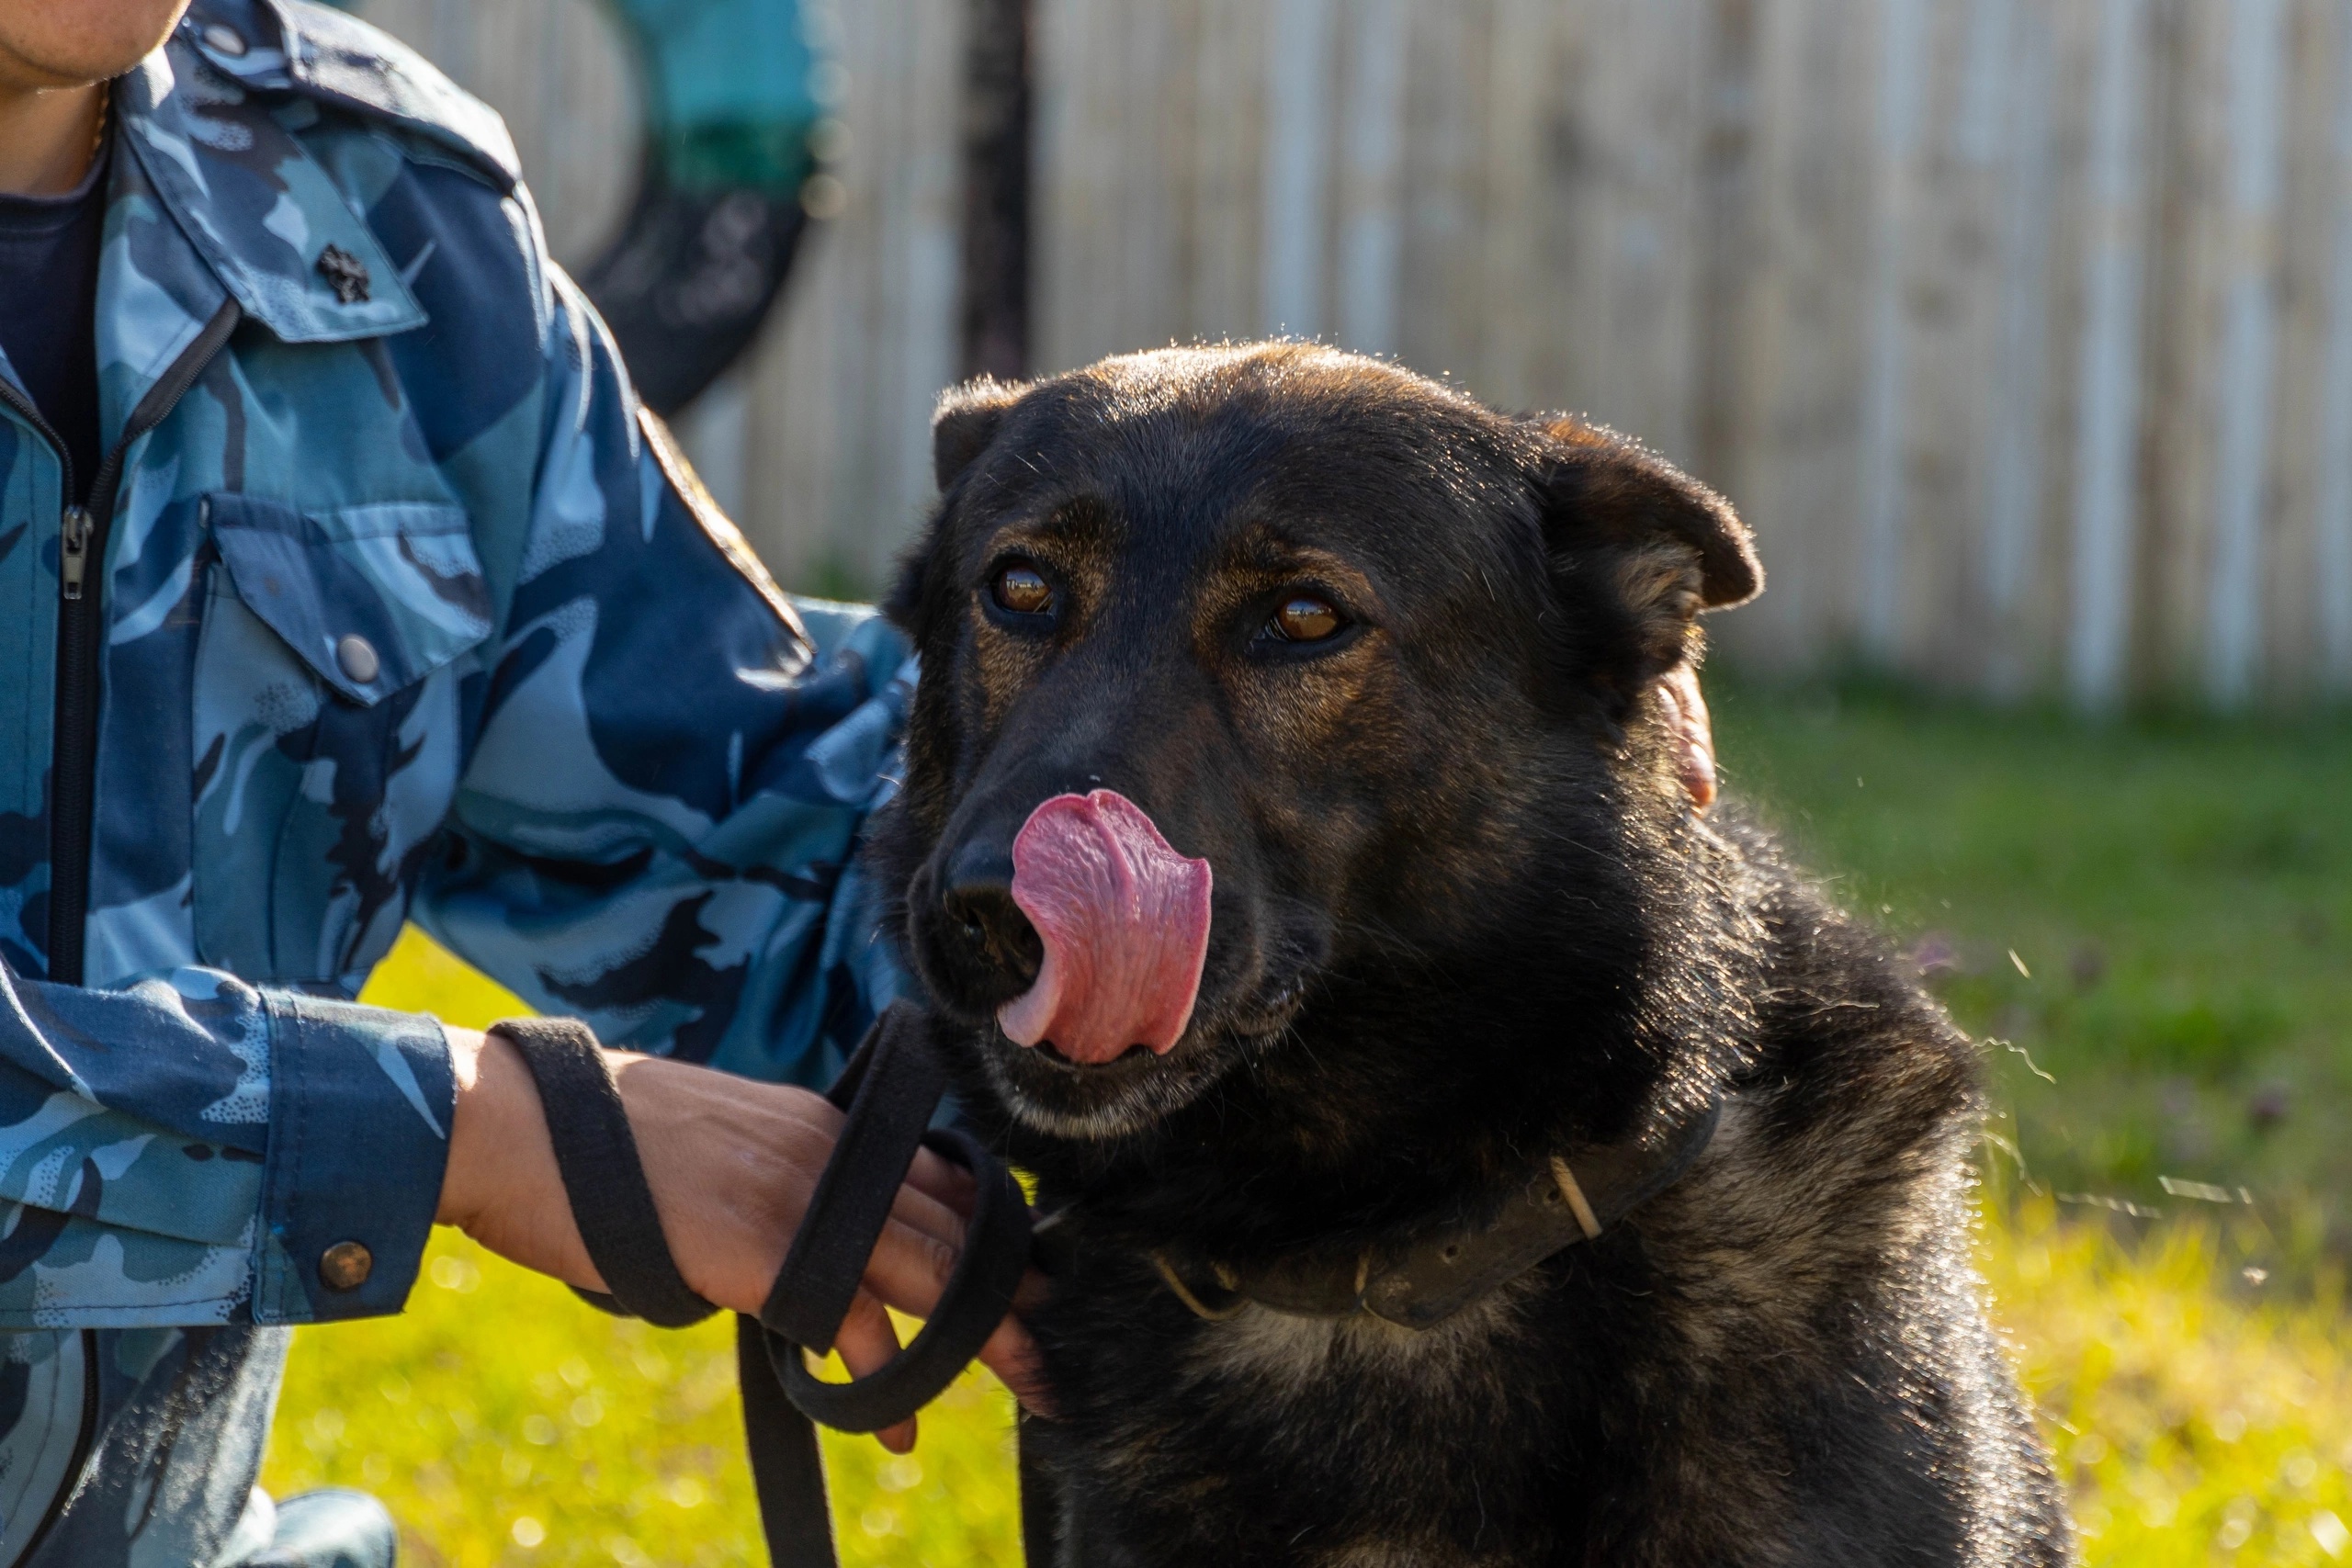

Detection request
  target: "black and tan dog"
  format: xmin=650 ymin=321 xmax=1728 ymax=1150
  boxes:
xmin=868 ymin=344 xmax=2071 ymax=1567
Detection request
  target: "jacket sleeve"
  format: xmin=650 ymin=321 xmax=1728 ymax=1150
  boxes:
xmin=0 ymin=959 xmax=452 ymax=1329
xmin=408 ymin=273 xmax=915 ymax=1090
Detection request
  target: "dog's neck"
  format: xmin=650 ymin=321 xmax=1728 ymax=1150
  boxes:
xmin=1135 ymin=1092 xmax=1723 ymax=1332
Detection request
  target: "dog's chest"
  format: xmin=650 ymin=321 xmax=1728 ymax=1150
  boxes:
xmin=1058 ymin=1282 xmax=1560 ymax=1564
xmin=1182 ymin=1287 xmax=1534 ymax=1396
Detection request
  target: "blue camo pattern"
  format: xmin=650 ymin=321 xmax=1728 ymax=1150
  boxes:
xmin=0 ymin=1 xmax=910 ymax=1561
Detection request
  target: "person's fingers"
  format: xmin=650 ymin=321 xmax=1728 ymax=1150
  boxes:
xmin=1012 ymin=1266 xmax=1051 ymax=1315
xmin=831 ymin=1291 xmax=917 ymax=1453
xmin=976 ymin=1310 xmax=1052 ymax=1416
xmin=901 ymin=1145 xmax=980 ymax=1214
xmin=882 ymin=1179 xmax=972 ymax=1264
xmin=857 ymin=1207 xmax=1053 ymax=1416
xmin=860 ymin=1212 xmax=968 ymax=1321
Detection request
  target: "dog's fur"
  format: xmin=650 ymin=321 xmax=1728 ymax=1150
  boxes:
xmin=869 ymin=344 xmax=2071 ymax=1567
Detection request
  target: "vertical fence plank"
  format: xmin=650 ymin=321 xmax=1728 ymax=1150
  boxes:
xmin=2314 ymin=0 xmax=2352 ymax=688
xmin=1333 ymin=0 xmax=1409 ymax=355
xmin=1975 ymin=0 xmax=2060 ymax=694
xmin=1033 ymin=0 xmax=1118 ymax=368
xmin=1855 ymin=0 xmax=1929 ymax=660
xmin=1552 ymin=0 xmax=1709 ymax=457
xmin=2261 ymin=0 xmax=2333 ymax=698
xmin=1186 ymin=0 xmax=1270 ymax=343
xmin=1262 ymin=0 xmax=1338 ymax=338
xmin=2068 ymin=0 xmax=2153 ymax=705
xmin=2203 ymin=0 xmax=2289 ymax=702
xmin=1714 ymin=0 xmax=1879 ymax=673
xmin=1892 ymin=0 xmax=2012 ymax=682
xmin=1394 ymin=0 xmax=1491 ymax=390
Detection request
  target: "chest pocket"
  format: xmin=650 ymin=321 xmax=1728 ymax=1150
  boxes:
xmin=193 ymin=494 xmax=492 ymax=987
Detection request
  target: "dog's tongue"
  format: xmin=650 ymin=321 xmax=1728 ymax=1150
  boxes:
xmin=997 ymin=790 xmax=1213 ymax=1065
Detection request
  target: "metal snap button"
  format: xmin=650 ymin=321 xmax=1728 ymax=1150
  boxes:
xmin=336 ymin=634 xmax=380 ymax=684
xmin=199 ymin=22 xmax=247 ymax=56
xmin=319 ymin=1240 xmax=373 ymax=1292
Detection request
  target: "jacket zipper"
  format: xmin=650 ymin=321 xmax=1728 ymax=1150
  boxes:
xmin=0 ymin=299 xmax=236 ymax=1568
xmin=42 ymin=299 xmax=240 ymax=990
xmin=0 ymin=393 xmax=95 ymax=1568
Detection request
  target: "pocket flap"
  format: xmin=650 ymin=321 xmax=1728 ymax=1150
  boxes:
xmin=208 ymin=494 xmax=493 ymax=705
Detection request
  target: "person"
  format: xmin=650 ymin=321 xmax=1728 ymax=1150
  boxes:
xmin=0 ymin=1 xmax=1038 ymax=1562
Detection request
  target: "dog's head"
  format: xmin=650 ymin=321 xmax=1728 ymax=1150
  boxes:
xmin=873 ymin=344 xmax=1758 ymax=1148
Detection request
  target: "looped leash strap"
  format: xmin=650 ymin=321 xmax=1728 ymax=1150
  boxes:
xmin=770 ymin=1122 xmax=1030 ymax=1430
xmin=494 ymin=1017 xmax=717 ymax=1329
xmin=491 ymin=1006 xmax=1037 ymax=1568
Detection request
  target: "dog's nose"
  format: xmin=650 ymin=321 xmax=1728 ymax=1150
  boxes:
xmin=941 ymin=845 xmax=1044 ymax=991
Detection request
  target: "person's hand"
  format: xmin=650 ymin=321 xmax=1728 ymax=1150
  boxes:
xmin=1657 ymin=662 xmax=1717 ymax=811
xmin=434 ymin=1026 xmax=1044 ymax=1452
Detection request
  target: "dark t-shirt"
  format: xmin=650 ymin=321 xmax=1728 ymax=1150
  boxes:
xmin=0 ymin=143 xmax=108 ymax=502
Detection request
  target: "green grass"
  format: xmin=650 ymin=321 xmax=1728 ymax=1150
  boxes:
xmin=259 ymin=682 xmax=2352 ymax=1565
xmin=1710 ymin=679 xmax=2352 ymax=1247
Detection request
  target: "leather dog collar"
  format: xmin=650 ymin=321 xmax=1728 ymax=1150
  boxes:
xmin=1149 ymin=1099 xmax=1724 ymax=1331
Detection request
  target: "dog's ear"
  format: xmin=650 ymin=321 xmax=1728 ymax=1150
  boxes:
xmin=933 ymin=376 xmax=1027 ymax=492
xmin=1532 ymin=417 xmax=1760 ymax=699
xmin=893 ymin=378 xmax=1033 ymax=640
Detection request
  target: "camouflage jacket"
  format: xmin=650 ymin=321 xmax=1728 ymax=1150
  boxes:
xmin=0 ymin=2 xmax=909 ymax=1562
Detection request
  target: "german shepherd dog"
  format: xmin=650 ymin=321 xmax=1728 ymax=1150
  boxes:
xmin=868 ymin=344 xmax=2071 ymax=1567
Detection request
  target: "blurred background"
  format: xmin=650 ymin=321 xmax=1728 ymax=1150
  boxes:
xmin=277 ymin=1 xmax=2351 ymax=1563
xmin=357 ymin=0 xmax=2352 ymax=707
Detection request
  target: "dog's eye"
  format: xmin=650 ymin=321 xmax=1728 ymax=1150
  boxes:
xmin=991 ymin=564 xmax=1055 ymax=615
xmin=1269 ymin=596 xmax=1344 ymax=643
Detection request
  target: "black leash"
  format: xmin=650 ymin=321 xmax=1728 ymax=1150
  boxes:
xmin=495 ymin=1005 xmax=1035 ymax=1568
xmin=494 ymin=1004 xmax=1722 ymax=1566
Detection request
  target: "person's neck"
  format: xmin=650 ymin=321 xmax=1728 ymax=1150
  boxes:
xmin=0 ymin=78 xmax=106 ymax=197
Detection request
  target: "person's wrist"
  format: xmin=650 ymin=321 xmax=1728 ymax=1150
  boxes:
xmin=436 ymin=1023 xmax=524 ymax=1230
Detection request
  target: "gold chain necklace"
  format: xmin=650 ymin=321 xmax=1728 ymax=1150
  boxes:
xmin=87 ymin=80 xmax=111 ymax=170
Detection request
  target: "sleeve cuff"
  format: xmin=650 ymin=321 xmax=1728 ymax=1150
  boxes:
xmin=252 ymin=994 xmax=456 ymax=1324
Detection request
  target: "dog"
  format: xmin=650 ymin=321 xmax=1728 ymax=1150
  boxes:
xmin=867 ymin=344 xmax=2072 ymax=1567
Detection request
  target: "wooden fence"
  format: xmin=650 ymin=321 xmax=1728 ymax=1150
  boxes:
xmin=351 ymin=0 xmax=2352 ymax=704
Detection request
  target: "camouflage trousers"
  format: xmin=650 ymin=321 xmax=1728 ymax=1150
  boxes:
xmin=217 ymin=1489 xmax=395 ymax=1568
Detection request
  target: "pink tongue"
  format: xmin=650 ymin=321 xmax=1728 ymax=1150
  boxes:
xmin=996 ymin=790 xmax=1213 ymax=1065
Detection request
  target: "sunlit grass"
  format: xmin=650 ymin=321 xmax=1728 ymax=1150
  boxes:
xmin=1990 ymin=1195 xmax=2352 ymax=1566
xmin=261 ymin=1225 xmax=1023 ymax=1567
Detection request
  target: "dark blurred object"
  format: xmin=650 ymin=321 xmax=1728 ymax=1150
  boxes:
xmin=579 ymin=0 xmax=825 ymax=415
xmin=2069 ymin=940 xmax=2107 ymax=991
xmin=2246 ymin=1084 xmax=2290 ymax=1134
xmin=959 ymin=0 xmax=1031 ymax=380
xmin=583 ymin=188 xmax=808 ymax=415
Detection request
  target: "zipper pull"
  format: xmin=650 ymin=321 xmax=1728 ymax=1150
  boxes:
xmin=60 ymin=506 xmax=91 ymax=602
